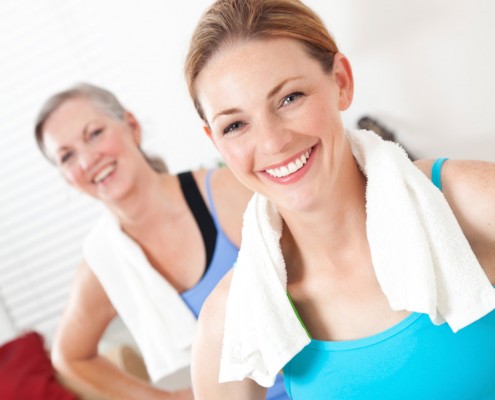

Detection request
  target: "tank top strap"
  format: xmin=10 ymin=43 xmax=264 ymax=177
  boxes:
xmin=431 ymin=158 xmax=448 ymax=192
xmin=205 ymin=169 xmax=222 ymax=230
xmin=178 ymin=171 xmax=217 ymax=269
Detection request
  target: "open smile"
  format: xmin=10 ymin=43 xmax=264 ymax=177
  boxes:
xmin=264 ymin=146 xmax=314 ymax=178
xmin=92 ymin=162 xmax=116 ymax=184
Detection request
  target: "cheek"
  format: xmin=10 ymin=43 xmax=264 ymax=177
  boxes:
xmin=307 ymin=98 xmax=343 ymax=139
xmin=61 ymin=168 xmax=83 ymax=187
xmin=311 ymin=92 xmax=338 ymax=121
xmin=101 ymin=134 xmax=124 ymax=155
xmin=216 ymin=139 xmax=253 ymax=174
xmin=99 ymin=128 xmax=131 ymax=156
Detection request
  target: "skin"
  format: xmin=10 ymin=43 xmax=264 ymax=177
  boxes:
xmin=42 ymin=97 xmax=253 ymax=400
xmin=191 ymin=37 xmax=495 ymax=399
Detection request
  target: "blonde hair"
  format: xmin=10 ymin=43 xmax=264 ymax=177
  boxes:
xmin=185 ymin=0 xmax=339 ymax=121
xmin=34 ymin=83 xmax=167 ymax=173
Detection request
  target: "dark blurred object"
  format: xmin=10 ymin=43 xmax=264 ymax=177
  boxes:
xmin=358 ymin=116 xmax=415 ymax=160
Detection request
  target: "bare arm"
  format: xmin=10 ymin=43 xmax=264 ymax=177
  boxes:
xmin=191 ymin=270 xmax=266 ymax=400
xmin=415 ymin=159 xmax=495 ymax=283
xmin=52 ymin=262 xmax=193 ymax=400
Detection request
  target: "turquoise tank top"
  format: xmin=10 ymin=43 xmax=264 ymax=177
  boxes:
xmin=283 ymin=158 xmax=495 ymax=399
xmin=179 ymin=170 xmax=289 ymax=400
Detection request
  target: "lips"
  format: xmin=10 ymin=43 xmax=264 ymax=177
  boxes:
xmin=265 ymin=147 xmax=313 ymax=178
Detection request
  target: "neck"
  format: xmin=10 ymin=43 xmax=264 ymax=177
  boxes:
xmin=105 ymin=168 xmax=180 ymax=235
xmin=281 ymin=147 xmax=369 ymax=277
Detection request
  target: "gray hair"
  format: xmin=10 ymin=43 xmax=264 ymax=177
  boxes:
xmin=34 ymin=83 xmax=167 ymax=173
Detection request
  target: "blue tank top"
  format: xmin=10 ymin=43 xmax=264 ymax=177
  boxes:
xmin=179 ymin=170 xmax=289 ymax=400
xmin=283 ymin=158 xmax=495 ymax=399
xmin=179 ymin=170 xmax=238 ymax=318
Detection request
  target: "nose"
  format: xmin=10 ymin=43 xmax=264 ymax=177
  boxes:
xmin=77 ymin=147 xmax=97 ymax=171
xmin=257 ymin=114 xmax=291 ymax=155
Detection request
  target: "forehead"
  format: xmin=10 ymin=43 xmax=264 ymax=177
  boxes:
xmin=44 ymin=97 xmax=103 ymax=130
xmin=196 ymin=38 xmax=320 ymax=113
xmin=42 ymin=97 xmax=105 ymax=154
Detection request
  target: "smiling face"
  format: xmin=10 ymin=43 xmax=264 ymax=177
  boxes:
xmin=41 ymin=96 xmax=144 ymax=203
xmin=196 ymin=37 xmax=354 ymax=212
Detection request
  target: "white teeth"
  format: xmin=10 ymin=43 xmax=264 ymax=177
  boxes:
xmin=93 ymin=165 xmax=115 ymax=183
xmin=288 ymin=162 xmax=297 ymax=173
xmin=265 ymin=148 xmax=312 ymax=178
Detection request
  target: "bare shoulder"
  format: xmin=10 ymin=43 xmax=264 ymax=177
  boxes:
xmin=432 ymin=159 xmax=495 ymax=227
xmin=444 ymin=159 xmax=495 ymax=188
xmin=196 ymin=268 xmax=233 ymax=339
xmin=414 ymin=158 xmax=495 ymax=210
xmin=203 ymin=167 xmax=253 ymax=247
xmin=413 ymin=159 xmax=434 ymax=179
xmin=191 ymin=270 xmax=229 ymax=396
xmin=414 ymin=158 xmax=495 ymax=189
xmin=211 ymin=167 xmax=253 ymax=201
xmin=190 ymin=167 xmax=208 ymax=184
xmin=415 ymin=159 xmax=495 ymax=283
xmin=192 ymin=270 xmax=265 ymax=399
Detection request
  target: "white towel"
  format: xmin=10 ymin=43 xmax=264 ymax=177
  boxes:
xmin=219 ymin=129 xmax=495 ymax=387
xmin=219 ymin=195 xmax=311 ymax=387
xmin=83 ymin=212 xmax=197 ymax=384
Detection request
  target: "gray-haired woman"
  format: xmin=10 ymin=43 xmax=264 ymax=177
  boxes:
xmin=35 ymin=83 xmax=253 ymax=400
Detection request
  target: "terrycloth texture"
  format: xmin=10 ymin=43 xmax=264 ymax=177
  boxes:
xmin=220 ymin=129 xmax=495 ymax=387
xmin=83 ymin=213 xmax=197 ymax=384
xmin=219 ymin=195 xmax=311 ymax=387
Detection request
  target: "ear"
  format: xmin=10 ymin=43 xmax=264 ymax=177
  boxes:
xmin=203 ymin=125 xmax=212 ymax=138
xmin=203 ymin=123 xmax=217 ymax=147
xmin=123 ymin=111 xmax=142 ymax=145
xmin=332 ymin=53 xmax=354 ymax=111
xmin=203 ymin=125 xmax=218 ymax=149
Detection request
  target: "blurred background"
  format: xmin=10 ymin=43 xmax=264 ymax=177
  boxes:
xmin=1 ymin=0 xmax=494 ymax=348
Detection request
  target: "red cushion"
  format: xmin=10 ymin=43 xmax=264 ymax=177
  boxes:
xmin=0 ymin=331 xmax=77 ymax=400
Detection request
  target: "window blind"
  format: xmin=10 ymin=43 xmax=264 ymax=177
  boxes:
xmin=0 ymin=0 xmax=116 ymax=345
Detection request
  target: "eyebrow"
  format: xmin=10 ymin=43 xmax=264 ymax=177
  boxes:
xmin=267 ymin=76 xmax=302 ymax=100
xmin=211 ymin=76 xmax=303 ymax=123
xmin=212 ymin=107 xmax=242 ymax=123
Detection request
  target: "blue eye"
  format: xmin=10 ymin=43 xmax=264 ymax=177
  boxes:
xmin=223 ymin=121 xmax=244 ymax=135
xmin=281 ymin=92 xmax=304 ymax=107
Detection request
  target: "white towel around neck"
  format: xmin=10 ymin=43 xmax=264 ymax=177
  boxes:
xmin=83 ymin=212 xmax=197 ymax=384
xmin=219 ymin=129 xmax=495 ymax=387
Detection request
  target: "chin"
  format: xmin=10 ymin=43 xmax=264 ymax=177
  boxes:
xmin=95 ymin=186 xmax=127 ymax=204
xmin=275 ymin=192 xmax=317 ymax=214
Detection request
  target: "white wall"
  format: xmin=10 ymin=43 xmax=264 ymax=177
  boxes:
xmin=0 ymin=302 xmax=16 ymax=345
xmin=52 ymin=0 xmax=495 ymax=168
xmin=1 ymin=0 xmax=494 ymax=343
xmin=319 ymin=0 xmax=495 ymax=161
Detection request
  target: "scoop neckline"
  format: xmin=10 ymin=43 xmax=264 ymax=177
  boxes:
xmin=306 ymin=312 xmax=424 ymax=351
